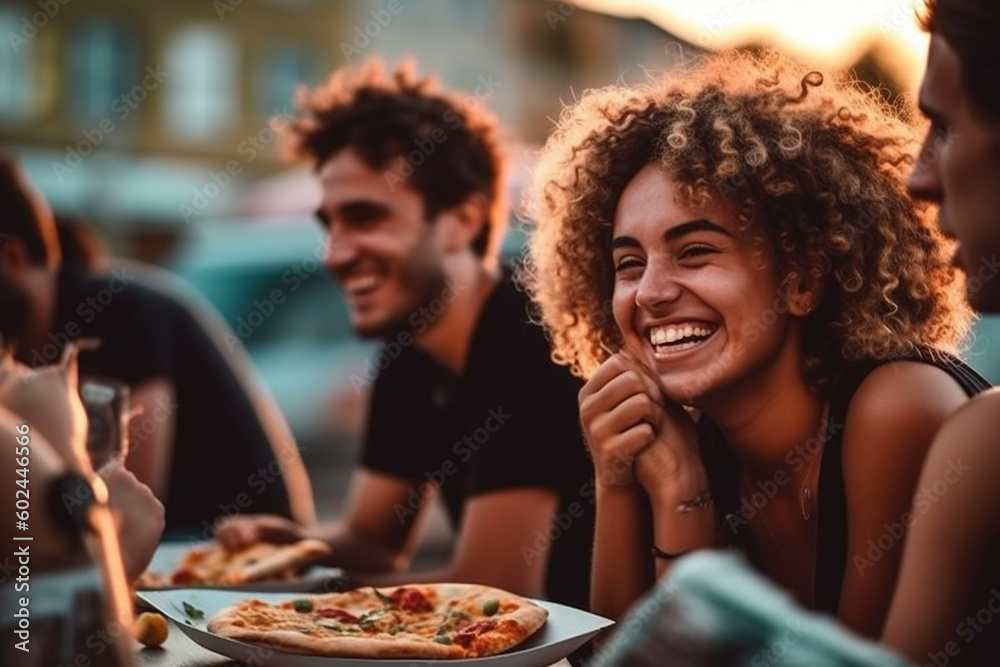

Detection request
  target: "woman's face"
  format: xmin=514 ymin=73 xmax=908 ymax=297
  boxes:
xmin=611 ymin=164 xmax=800 ymax=406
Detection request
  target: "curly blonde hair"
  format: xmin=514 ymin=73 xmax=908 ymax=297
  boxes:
xmin=523 ymin=49 xmax=971 ymax=390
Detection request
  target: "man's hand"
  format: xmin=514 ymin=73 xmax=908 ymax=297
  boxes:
xmin=0 ymin=343 xmax=91 ymax=473
xmin=214 ymin=514 xmax=307 ymax=551
xmin=99 ymin=461 xmax=165 ymax=581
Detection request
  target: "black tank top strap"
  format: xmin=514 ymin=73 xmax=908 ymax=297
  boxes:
xmin=813 ymin=349 xmax=991 ymax=613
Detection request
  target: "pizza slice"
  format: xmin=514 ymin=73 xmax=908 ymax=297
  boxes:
xmin=138 ymin=539 xmax=331 ymax=587
xmin=207 ymin=583 xmax=548 ymax=659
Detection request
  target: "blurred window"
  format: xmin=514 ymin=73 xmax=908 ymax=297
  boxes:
xmin=162 ymin=25 xmax=237 ymax=142
xmin=0 ymin=7 xmax=40 ymax=122
xmin=258 ymin=43 xmax=317 ymax=122
xmin=68 ymin=20 xmax=136 ymax=125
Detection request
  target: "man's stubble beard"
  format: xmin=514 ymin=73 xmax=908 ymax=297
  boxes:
xmin=353 ymin=248 xmax=450 ymax=341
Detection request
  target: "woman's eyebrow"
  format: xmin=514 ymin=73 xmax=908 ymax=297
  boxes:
xmin=611 ymin=235 xmax=641 ymax=250
xmin=664 ymin=219 xmax=733 ymax=241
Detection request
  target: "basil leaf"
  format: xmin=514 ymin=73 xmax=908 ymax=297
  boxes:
xmin=483 ymin=599 xmax=500 ymax=616
xmin=182 ymin=602 xmax=205 ymax=620
xmin=434 ymin=635 xmax=453 ymax=645
xmin=373 ymin=587 xmax=394 ymax=607
xmin=292 ymin=599 xmax=314 ymax=613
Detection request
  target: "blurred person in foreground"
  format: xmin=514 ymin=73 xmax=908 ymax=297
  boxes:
xmin=880 ymin=0 xmax=1000 ymax=663
xmin=217 ymin=59 xmax=595 ymax=610
xmin=0 ymin=274 xmax=163 ymax=583
xmin=524 ymin=48 xmax=989 ymax=638
xmin=0 ymin=154 xmax=314 ymax=537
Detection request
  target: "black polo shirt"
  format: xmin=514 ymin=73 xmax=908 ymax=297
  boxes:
xmin=361 ymin=270 xmax=595 ymax=610
xmin=47 ymin=264 xmax=294 ymax=537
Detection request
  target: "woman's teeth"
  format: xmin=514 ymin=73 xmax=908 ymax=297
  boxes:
xmin=648 ymin=324 xmax=715 ymax=351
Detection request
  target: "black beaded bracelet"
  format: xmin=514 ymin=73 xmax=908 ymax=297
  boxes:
xmin=650 ymin=545 xmax=692 ymax=560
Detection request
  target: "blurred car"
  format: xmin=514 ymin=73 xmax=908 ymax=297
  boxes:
xmin=169 ymin=217 xmax=376 ymax=461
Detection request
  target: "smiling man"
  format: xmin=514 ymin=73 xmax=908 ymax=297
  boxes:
xmin=217 ymin=60 xmax=595 ymax=611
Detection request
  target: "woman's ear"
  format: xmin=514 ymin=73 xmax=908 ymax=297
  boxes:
xmin=438 ymin=193 xmax=488 ymax=253
xmin=783 ymin=270 xmax=819 ymax=316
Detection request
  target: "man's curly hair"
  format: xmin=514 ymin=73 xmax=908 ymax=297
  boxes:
xmin=282 ymin=58 xmax=506 ymax=259
xmin=523 ymin=49 xmax=971 ymax=391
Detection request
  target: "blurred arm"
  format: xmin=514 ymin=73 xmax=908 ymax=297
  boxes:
xmin=881 ymin=392 xmax=1000 ymax=665
xmin=127 ymin=377 xmax=175 ymax=501
xmin=363 ymin=488 xmax=560 ymax=598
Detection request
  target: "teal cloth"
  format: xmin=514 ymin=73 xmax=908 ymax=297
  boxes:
xmin=590 ymin=551 xmax=913 ymax=667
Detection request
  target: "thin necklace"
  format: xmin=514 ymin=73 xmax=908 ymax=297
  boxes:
xmin=742 ymin=402 xmax=830 ymax=604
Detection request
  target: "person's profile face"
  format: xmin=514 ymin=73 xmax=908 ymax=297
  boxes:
xmin=315 ymin=148 xmax=448 ymax=339
xmin=909 ymin=35 xmax=1000 ymax=313
xmin=609 ymin=164 xmax=792 ymax=407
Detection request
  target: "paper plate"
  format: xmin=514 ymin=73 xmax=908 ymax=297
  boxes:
xmin=137 ymin=588 xmax=614 ymax=667
xmin=138 ymin=541 xmax=345 ymax=593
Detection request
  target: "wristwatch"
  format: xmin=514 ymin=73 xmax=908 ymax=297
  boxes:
xmin=45 ymin=472 xmax=108 ymax=545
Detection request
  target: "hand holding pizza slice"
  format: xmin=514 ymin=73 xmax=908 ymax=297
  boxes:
xmin=207 ymin=583 xmax=548 ymax=659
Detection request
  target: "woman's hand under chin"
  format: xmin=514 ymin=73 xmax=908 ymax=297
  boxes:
xmin=579 ymin=351 xmax=706 ymax=495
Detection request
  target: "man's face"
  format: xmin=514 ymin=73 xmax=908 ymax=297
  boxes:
xmin=909 ymin=35 xmax=1000 ymax=312
xmin=316 ymin=148 xmax=449 ymax=338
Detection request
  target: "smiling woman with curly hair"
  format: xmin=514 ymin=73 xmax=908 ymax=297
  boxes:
xmin=522 ymin=49 xmax=990 ymax=637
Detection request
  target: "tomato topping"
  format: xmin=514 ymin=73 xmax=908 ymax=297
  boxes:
xmin=390 ymin=587 xmax=433 ymax=613
xmin=316 ymin=608 xmax=359 ymax=623
xmin=171 ymin=569 xmax=195 ymax=585
xmin=453 ymin=620 xmax=496 ymax=647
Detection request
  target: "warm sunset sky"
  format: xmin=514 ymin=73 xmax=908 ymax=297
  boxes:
xmin=579 ymin=0 xmax=929 ymax=92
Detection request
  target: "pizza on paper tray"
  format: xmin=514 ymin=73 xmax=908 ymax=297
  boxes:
xmin=206 ymin=583 xmax=549 ymax=659
xmin=138 ymin=539 xmax=331 ymax=587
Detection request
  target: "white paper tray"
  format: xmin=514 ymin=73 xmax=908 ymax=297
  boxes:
xmin=138 ymin=541 xmax=345 ymax=592
xmin=137 ymin=588 xmax=614 ymax=666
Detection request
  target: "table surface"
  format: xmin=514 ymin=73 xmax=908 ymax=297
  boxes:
xmin=135 ymin=621 xmax=572 ymax=667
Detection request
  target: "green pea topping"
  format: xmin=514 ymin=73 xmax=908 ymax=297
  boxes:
xmin=292 ymin=599 xmax=314 ymax=613
xmin=483 ymin=599 xmax=500 ymax=616
xmin=434 ymin=635 xmax=453 ymax=645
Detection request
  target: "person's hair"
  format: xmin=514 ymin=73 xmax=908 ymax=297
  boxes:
xmin=0 ymin=153 xmax=60 ymax=267
xmin=282 ymin=58 xmax=506 ymax=259
xmin=921 ymin=0 xmax=1000 ymax=123
xmin=523 ymin=49 xmax=971 ymax=391
xmin=0 ymin=273 xmax=30 ymax=354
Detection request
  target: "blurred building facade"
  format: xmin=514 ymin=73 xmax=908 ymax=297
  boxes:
xmin=0 ymin=0 xmax=692 ymax=251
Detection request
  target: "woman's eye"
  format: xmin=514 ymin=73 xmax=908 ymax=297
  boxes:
xmin=614 ymin=257 xmax=643 ymax=273
xmin=678 ymin=245 xmax=716 ymax=259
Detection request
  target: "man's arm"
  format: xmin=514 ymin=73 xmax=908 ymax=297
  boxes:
xmin=127 ymin=377 xmax=175 ymax=500
xmin=363 ymin=488 xmax=560 ymax=598
xmin=218 ymin=469 xmax=436 ymax=573
xmin=881 ymin=391 xmax=1000 ymax=665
